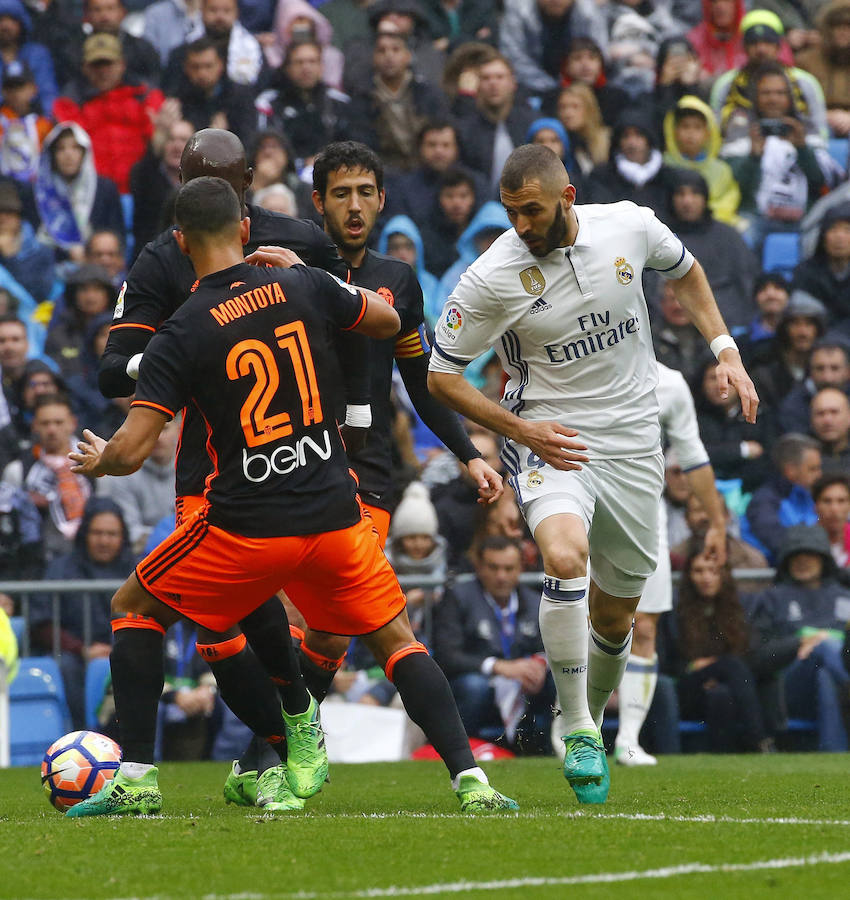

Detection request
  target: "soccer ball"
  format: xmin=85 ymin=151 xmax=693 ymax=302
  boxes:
xmin=41 ymin=730 xmax=121 ymax=812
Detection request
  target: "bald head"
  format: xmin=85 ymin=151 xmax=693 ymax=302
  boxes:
xmin=180 ymin=128 xmax=252 ymax=206
xmin=500 ymin=143 xmax=569 ymax=196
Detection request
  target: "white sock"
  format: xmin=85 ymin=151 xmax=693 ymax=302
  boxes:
xmin=587 ymin=624 xmax=633 ymax=729
xmin=615 ymin=654 xmax=658 ymax=749
xmin=119 ymin=761 xmax=154 ymax=779
xmin=539 ymin=574 xmax=596 ymax=737
xmin=452 ymin=766 xmax=488 ymax=791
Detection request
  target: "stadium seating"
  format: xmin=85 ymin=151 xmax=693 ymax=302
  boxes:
xmin=84 ymin=657 xmax=110 ymax=731
xmin=762 ymin=232 xmax=801 ymax=281
xmin=9 ymin=616 xmax=25 ymax=650
xmin=9 ymin=657 xmax=72 ymax=766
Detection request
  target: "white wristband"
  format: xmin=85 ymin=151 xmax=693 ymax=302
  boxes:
xmin=126 ymin=353 xmax=143 ymax=380
xmin=345 ymin=404 xmax=372 ymax=428
xmin=710 ymin=335 xmax=738 ymax=359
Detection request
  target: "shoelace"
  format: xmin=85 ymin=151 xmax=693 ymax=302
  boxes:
xmin=288 ymin=720 xmax=323 ymax=764
xmin=258 ymin=768 xmax=287 ymax=802
xmin=566 ymin=735 xmax=602 ymax=761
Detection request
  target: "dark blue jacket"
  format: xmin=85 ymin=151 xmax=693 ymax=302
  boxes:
xmin=0 ymin=0 xmax=57 ymax=113
xmin=746 ymin=475 xmax=818 ymax=563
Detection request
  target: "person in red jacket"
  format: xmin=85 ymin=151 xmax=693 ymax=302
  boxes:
xmin=53 ymin=33 xmax=164 ymax=193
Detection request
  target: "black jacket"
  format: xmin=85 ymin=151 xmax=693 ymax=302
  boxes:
xmin=174 ymin=76 xmax=258 ymax=145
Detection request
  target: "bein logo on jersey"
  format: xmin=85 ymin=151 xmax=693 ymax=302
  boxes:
xmin=242 ymin=429 xmax=332 ymax=483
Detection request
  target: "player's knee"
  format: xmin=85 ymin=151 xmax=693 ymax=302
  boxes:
xmin=591 ymin=597 xmax=636 ymax=643
xmin=304 ymin=631 xmax=350 ymax=662
xmin=542 ymin=545 xmax=587 ymax=580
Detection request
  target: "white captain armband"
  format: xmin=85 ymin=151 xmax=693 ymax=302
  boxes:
xmin=345 ymin=404 xmax=372 ymax=428
xmin=126 ymin=353 xmax=143 ymax=380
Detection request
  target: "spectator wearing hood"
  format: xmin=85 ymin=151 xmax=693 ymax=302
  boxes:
xmin=0 ymin=180 xmax=54 ymax=303
xmin=415 ymin=168 xmax=479 ymax=280
xmin=749 ymin=290 xmax=826 ymax=411
xmin=255 ymin=38 xmax=350 ymax=166
xmin=793 ymin=203 xmax=850 ymax=333
xmin=265 ymin=0 xmax=345 ymax=91
xmin=666 ymin=170 xmax=756 ymax=331
xmin=29 ymin=496 xmax=135 ymax=729
xmin=498 ymin=0 xmax=607 ymax=103
xmin=585 ymin=107 xmax=675 ymax=214
xmin=746 ymin=433 xmax=822 ymax=562
xmin=35 ymin=122 xmax=124 ymax=264
xmin=54 ymin=33 xmax=165 ymax=194
xmin=777 ymin=340 xmax=850 ymax=436
xmin=746 ymin=524 xmax=850 ymax=750
xmin=0 ymin=0 xmax=57 ymax=115
xmin=796 ymin=1 xmax=850 ymax=137
xmin=44 ymin=264 xmax=115 ymax=380
xmin=693 ymin=356 xmax=775 ymax=494
xmin=663 ymin=96 xmax=741 ymax=227
xmin=721 ymin=62 xmax=826 ymax=250
xmin=377 ymin=214 xmax=441 ymax=327
xmin=559 ymin=36 xmax=628 ymax=129
xmin=526 ymin=117 xmax=576 ymax=172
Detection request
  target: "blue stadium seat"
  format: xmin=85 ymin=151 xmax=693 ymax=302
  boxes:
xmin=84 ymin=657 xmax=110 ymax=731
xmin=762 ymin=232 xmax=800 ymax=281
xmin=9 ymin=615 xmax=25 ymax=649
xmin=9 ymin=657 xmax=72 ymax=766
xmin=829 ymin=137 xmax=848 ymax=171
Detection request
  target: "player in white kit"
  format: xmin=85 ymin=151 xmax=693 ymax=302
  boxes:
xmin=428 ymin=144 xmax=758 ymax=804
xmin=613 ymin=362 xmax=727 ymax=767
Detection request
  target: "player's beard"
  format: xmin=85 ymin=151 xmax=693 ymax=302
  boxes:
xmin=326 ymin=217 xmax=369 ymax=258
xmin=526 ymin=202 xmax=568 ymax=257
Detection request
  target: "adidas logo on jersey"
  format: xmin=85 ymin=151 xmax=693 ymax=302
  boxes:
xmin=529 ymin=296 xmax=552 ymax=315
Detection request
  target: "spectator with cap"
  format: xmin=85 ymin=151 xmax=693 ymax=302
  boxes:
xmin=791 ymin=1 xmax=850 ymax=138
xmin=347 ymin=29 xmax=448 ymax=171
xmin=662 ymin=95 xmax=741 ymax=227
xmin=585 ymin=107 xmax=676 ymax=214
xmin=749 ymin=290 xmax=826 ymax=412
xmin=0 ymin=61 xmax=52 ymax=184
xmin=0 ymin=0 xmax=57 ymax=115
xmin=746 ymin=433 xmax=822 ymax=561
xmin=0 ymin=180 xmax=53 ymax=302
xmin=740 ymin=273 xmax=790 ymax=361
xmin=665 ymin=169 xmax=756 ymax=332
xmin=454 ymin=51 xmax=536 ymax=193
xmin=526 ymin=118 xmax=575 ymax=171
xmin=809 ymin=387 xmax=850 ymax=476
xmin=778 ymin=340 xmax=850 ymax=435
xmin=255 ymin=38 xmax=350 ymax=165
xmin=793 ymin=203 xmax=850 ymax=336
xmin=498 ymin=0 xmax=607 ymax=104
xmin=54 ymin=33 xmax=165 ymax=194
xmin=812 ymin=473 xmax=850 ymax=569
xmin=34 ymin=122 xmax=124 ymax=264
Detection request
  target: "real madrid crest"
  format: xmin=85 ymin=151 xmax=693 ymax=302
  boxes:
xmin=614 ymin=257 xmax=634 ymax=285
xmin=527 ymin=470 xmax=544 ymax=488
xmin=519 ymin=265 xmax=546 ymax=296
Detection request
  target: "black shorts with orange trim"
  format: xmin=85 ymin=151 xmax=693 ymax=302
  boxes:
xmin=136 ymin=507 xmax=406 ymax=635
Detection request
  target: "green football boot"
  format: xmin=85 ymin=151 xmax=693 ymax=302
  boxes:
xmin=282 ymin=694 xmax=329 ymax=798
xmin=223 ymin=760 xmax=258 ymax=807
xmin=256 ymin=765 xmax=306 ymax=812
xmin=455 ymin=774 xmax=519 ymax=814
xmin=66 ymin=768 xmax=162 ymax=818
xmin=562 ymin=730 xmax=609 ymax=804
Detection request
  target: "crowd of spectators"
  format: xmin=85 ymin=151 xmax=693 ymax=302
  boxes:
xmin=2 ymin=0 xmax=850 ymax=759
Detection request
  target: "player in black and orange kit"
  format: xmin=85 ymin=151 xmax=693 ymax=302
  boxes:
xmin=69 ymin=177 xmax=518 ymax=817
xmin=98 ymin=129 xmax=371 ymax=801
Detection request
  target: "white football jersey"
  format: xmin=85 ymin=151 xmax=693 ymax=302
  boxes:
xmin=656 ymin=362 xmax=710 ymax=472
xmin=429 ymin=201 xmax=695 ymax=458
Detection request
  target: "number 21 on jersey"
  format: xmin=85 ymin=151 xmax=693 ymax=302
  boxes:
xmin=225 ymin=321 xmax=324 ymax=448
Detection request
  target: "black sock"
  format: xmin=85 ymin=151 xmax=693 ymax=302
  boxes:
xmin=110 ymin=625 xmax=164 ymax=765
xmin=205 ymin=644 xmax=287 ymax=756
xmin=390 ymin=652 xmax=474 ymax=779
xmin=236 ymin=734 xmax=261 ymax=773
xmin=241 ymin=598 xmax=310 ymax=714
xmin=298 ymin=650 xmax=338 ymax=703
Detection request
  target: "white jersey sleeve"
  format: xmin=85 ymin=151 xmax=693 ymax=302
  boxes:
xmin=656 ymin=363 xmax=710 ymax=471
xmin=428 ymin=265 xmax=512 ymax=375
xmin=638 ymin=206 xmax=695 ymax=280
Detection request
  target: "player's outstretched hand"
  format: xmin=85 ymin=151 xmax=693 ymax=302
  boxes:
xmin=716 ymin=350 xmax=759 ymax=423
xmin=466 ymin=457 xmax=503 ymax=505
xmin=702 ymin=521 xmax=727 ymax=568
xmin=518 ymin=421 xmax=588 ymax=471
xmin=68 ymin=429 xmax=107 ymax=476
xmin=244 ymin=246 xmax=305 ymax=268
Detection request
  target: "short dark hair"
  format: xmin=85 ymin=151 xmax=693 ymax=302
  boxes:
xmin=438 ymin=167 xmax=475 ymax=193
xmin=0 ymin=313 xmax=26 ymax=331
xmin=417 ymin=119 xmax=457 ymax=147
xmin=753 ymin=271 xmax=789 ymax=297
xmin=567 ymin=36 xmax=603 ymax=60
xmin=500 ymin=143 xmax=565 ymax=193
xmin=673 ymin=107 xmax=707 ymax=125
xmin=772 ymin=433 xmax=821 ymax=470
xmin=185 ymin=36 xmax=220 ymax=58
xmin=284 ymin=39 xmax=322 ymax=65
xmin=812 ymin=472 xmax=850 ymax=502
xmin=86 ymin=228 xmax=125 ymax=253
xmin=752 ymin=61 xmax=790 ymax=91
xmin=33 ymin=392 xmax=73 ymax=415
xmin=175 ymin=176 xmax=241 ymax=240
xmin=810 ymin=338 xmax=850 ymax=364
xmin=476 ymin=535 xmax=523 ymax=558
xmin=312 ymin=141 xmax=384 ymax=197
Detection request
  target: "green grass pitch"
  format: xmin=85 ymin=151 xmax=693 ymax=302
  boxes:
xmin=2 ymin=755 xmax=849 ymax=899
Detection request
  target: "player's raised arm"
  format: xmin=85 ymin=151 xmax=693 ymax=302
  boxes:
xmin=69 ymin=407 xmax=169 ymax=477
